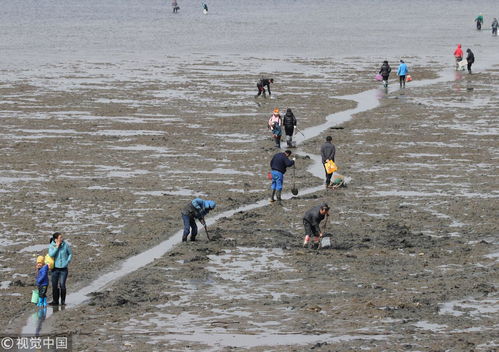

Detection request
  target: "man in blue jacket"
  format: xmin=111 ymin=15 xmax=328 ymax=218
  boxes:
xmin=181 ymin=198 xmax=216 ymax=242
xmin=397 ymin=60 xmax=409 ymax=88
xmin=270 ymin=150 xmax=295 ymax=204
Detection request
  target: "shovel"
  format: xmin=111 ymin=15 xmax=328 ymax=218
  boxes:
xmin=291 ymin=165 xmax=298 ymax=195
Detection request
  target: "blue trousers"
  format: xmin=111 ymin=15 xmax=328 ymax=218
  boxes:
xmin=271 ymin=170 xmax=284 ymax=191
xmin=51 ymin=267 xmax=68 ymax=290
xmin=182 ymin=214 xmax=197 ymax=240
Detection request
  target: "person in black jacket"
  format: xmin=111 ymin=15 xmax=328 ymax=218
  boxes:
xmin=256 ymin=78 xmax=274 ymax=98
xmin=283 ymin=108 xmax=297 ymax=148
xmin=303 ymin=203 xmax=330 ymax=248
xmin=320 ymin=136 xmax=336 ymax=188
xmin=466 ymin=49 xmax=475 ymax=74
xmin=379 ymin=60 xmax=391 ymax=88
xmin=269 ymin=150 xmax=295 ymax=204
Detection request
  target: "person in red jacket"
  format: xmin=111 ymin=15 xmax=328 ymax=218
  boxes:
xmin=454 ymin=44 xmax=464 ymax=70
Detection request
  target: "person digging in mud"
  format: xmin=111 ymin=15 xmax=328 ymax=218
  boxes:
xmin=303 ymin=203 xmax=330 ymax=249
xmin=256 ymin=78 xmax=273 ymax=98
xmin=283 ymin=108 xmax=297 ymax=148
xmin=320 ymin=135 xmax=336 ymax=189
xmin=268 ymin=108 xmax=283 ymax=148
xmin=269 ymin=150 xmax=295 ymax=204
xmin=181 ymin=198 xmax=216 ymax=242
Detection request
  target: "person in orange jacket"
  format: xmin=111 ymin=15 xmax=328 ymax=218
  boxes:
xmin=454 ymin=44 xmax=464 ymax=70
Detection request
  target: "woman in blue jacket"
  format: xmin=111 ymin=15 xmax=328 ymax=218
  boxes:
xmin=397 ymin=60 xmax=409 ymax=88
xmin=48 ymin=232 xmax=72 ymax=305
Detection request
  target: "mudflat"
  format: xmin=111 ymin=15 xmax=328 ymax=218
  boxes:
xmin=1 ymin=59 xmax=497 ymax=351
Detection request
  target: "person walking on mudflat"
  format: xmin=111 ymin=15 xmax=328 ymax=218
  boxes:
xmin=268 ymin=108 xmax=283 ymax=148
xmin=256 ymin=78 xmax=273 ymax=98
xmin=397 ymin=60 xmax=409 ymax=88
xmin=302 ymin=203 xmax=330 ymax=248
xmin=320 ymin=136 xmax=336 ymax=188
xmin=48 ymin=232 xmax=72 ymax=306
xmin=269 ymin=150 xmax=295 ymax=204
xmin=466 ymin=48 xmax=475 ymax=74
xmin=379 ymin=60 xmax=391 ymax=88
xmin=283 ymin=108 xmax=297 ymax=148
xmin=181 ymin=198 xmax=216 ymax=242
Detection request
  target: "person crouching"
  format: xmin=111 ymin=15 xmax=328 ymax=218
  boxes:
xmin=303 ymin=203 xmax=330 ymax=248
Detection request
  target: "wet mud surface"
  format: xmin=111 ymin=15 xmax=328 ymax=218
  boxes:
xmin=1 ymin=58 xmax=498 ymax=351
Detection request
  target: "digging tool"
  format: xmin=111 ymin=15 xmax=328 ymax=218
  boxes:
xmin=291 ymin=165 xmax=298 ymax=195
xmin=295 ymin=127 xmax=305 ymax=137
xmin=203 ymin=223 xmax=211 ymax=241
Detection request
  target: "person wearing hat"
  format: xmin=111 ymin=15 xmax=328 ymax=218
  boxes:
xmin=48 ymin=232 xmax=72 ymax=306
xmin=181 ymin=198 xmax=216 ymax=242
xmin=268 ymin=108 xmax=283 ymax=148
xmin=256 ymin=78 xmax=274 ymax=98
xmin=35 ymin=256 xmax=49 ymax=307
xmin=302 ymin=203 xmax=330 ymax=248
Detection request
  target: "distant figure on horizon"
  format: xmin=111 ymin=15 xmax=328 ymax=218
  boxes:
xmin=492 ymin=18 xmax=498 ymax=36
xmin=379 ymin=60 xmax=391 ymax=88
xmin=453 ymin=44 xmax=464 ymax=70
xmin=203 ymin=3 xmax=208 ymax=14
xmin=172 ymin=0 xmax=179 ymax=13
xmin=466 ymin=48 xmax=475 ymax=74
xmin=256 ymin=78 xmax=273 ymax=98
xmin=475 ymin=14 xmax=484 ymax=30
xmin=397 ymin=60 xmax=409 ymax=88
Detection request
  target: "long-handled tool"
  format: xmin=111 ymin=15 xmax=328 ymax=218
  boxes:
xmin=295 ymin=127 xmax=305 ymax=137
xmin=203 ymin=223 xmax=211 ymax=241
xmin=291 ymin=165 xmax=298 ymax=195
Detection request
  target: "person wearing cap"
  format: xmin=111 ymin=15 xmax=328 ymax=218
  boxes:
xmin=396 ymin=60 xmax=409 ymax=88
xmin=181 ymin=198 xmax=216 ymax=242
xmin=48 ymin=232 xmax=72 ymax=305
xmin=283 ymin=108 xmax=297 ymax=148
xmin=268 ymin=108 xmax=283 ymax=148
xmin=303 ymin=203 xmax=330 ymax=248
xmin=256 ymin=78 xmax=274 ymax=98
xmin=320 ymin=136 xmax=336 ymax=188
xmin=269 ymin=150 xmax=295 ymax=204
xmin=35 ymin=256 xmax=49 ymax=307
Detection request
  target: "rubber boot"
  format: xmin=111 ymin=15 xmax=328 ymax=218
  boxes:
xmin=270 ymin=189 xmax=276 ymax=203
xmin=276 ymin=190 xmax=282 ymax=205
xmin=303 ymin=235 xmax=311 ymax=248
xmin=43 ymin=297 xmax=47 ymax=307
xmin=182 ymin=234 xmax=188 ymax=242
xmin=49 ymin=288 xmax=59 ymax=306
xmin=190 ymin=235 xmax=197 ymax=242
xmin=60 ymin=289 xmax=66 ymax=305
xmin=313 ymin=236 xmax=320 ymax=249
xmin=37 ymin=297 xmax=43 ymax=307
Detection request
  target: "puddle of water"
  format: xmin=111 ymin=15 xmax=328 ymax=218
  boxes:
xmin=0 ymin=281 xmax=11 ymax=289
xmin=412 ymin=320 xmax=448 ymax=332
xmin=439 ymin=298 xmax=499 ymax=317
xmin=19 ymin=244 xmax=48 ymax=253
